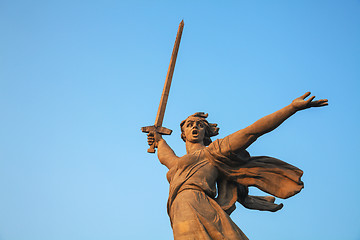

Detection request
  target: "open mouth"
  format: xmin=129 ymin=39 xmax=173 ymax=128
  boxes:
xmin=192 ymin=129 xmax=198 ymax=135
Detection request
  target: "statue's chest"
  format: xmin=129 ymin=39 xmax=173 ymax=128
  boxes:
xmin=177 ymin=151 xmax=203 ymax=169
xmin=177 ymin=151 xmax=218 ymax=183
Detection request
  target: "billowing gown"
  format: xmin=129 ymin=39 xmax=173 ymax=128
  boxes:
xmin=166 ymin=136 xmax=304 ymax=240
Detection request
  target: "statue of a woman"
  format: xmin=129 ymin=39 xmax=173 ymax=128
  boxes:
xmin=147 ymin=92 xmax=327 ymax=240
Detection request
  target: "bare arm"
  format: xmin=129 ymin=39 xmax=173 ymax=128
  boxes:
xmin=147 ymin=133 xmax=178 ymax=169
xmin=228 ymin=92 xmax=328 ymax=153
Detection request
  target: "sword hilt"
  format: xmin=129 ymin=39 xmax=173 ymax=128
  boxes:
xmin=141 ymin=125 xmax=172 ymax=153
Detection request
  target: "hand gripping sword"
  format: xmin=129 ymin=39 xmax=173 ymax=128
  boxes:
xmin=141 ymin=20 xmax=184 ymax=153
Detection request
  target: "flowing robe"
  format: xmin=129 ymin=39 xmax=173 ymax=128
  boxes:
xmin=166 ymin=136 xmax=304 ymax=240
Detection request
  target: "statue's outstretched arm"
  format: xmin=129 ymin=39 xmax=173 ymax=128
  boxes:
xmin=228 ymin=92 xmax=328 ymax=153
xmin=147 ymin=132 xmax=178 ymax=169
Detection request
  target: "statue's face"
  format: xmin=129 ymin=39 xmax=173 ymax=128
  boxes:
xmin=183 ymin=117 xmax=206 ymax=144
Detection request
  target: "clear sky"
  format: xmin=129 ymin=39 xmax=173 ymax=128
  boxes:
xmin=1 ymin=1 xmax=359 ymax=239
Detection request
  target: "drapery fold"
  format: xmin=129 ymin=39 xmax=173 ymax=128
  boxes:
xmin=205 ymin=137 xmax=304 ymax=214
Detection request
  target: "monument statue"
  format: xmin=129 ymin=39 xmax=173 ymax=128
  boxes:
xmin=142 ymin=21 xmax=328 ymax=240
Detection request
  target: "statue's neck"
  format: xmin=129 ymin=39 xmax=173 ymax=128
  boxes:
xmin=186 ymin=141 xmax=206 ymax=154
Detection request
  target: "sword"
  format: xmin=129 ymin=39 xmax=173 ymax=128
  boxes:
xmin=141 ymin=20 xmax=184 ymax=153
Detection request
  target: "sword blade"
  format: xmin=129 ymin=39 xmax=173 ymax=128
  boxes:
xmin=154 ymin=20 xmax=184 ymax=127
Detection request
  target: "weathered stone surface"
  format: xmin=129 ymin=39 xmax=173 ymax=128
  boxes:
xmin=146 ymin=94 xmax=327 ymax=239
xmin=142 ymin=19 xmax=328 ymax=240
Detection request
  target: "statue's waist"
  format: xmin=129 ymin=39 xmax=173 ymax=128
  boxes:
xmin=177 ymin=185 xmax=216 ymax=199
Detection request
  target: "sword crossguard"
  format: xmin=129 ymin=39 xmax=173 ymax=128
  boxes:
xmin=141 ymin=125 xmax=172 ymax=153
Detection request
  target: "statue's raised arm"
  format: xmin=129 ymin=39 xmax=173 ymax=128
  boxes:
xmin=140 ymin=21 xmax=331 ymax=240
xmin=147 ymin=132 xmax=178 ymax=169
xmin=145 ymin=91 xmax=327 ymax=240
xmin=228 ymin=92 xmax=328 ymax=153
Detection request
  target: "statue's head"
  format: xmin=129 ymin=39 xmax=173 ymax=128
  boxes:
xmin=180 ymin=112 xmax=219 ymax=146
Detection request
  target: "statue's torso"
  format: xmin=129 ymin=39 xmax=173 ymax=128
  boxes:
xmin=175 ymin=150 xmax=218 ymax=198
xmin=169 ymin=149 xmax=248 ymax=240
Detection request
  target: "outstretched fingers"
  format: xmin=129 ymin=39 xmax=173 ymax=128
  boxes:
xmin=310 ymin=99 xmax=328 ymax=107
xmin=300 ymin=92 xmax=311 ymax=99
xmin=306 ymin=95 xmax=316 ymax=104
xmin=293 ymin=92 xmax=328 ymax=110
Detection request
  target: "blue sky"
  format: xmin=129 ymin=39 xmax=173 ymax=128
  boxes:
xmin=1 ymin=1 xmax=359 ymax=239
